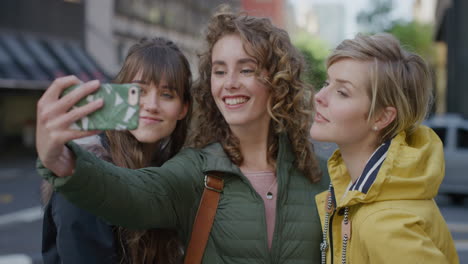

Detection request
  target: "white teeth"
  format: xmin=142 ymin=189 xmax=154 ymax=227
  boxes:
xmin=225 ymin=97 xmax=248 ymax=105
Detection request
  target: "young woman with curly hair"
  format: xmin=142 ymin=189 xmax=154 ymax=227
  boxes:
xmin=36 ymin=9 xmax=329 ymax=263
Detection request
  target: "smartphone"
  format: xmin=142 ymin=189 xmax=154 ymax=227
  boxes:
xmin=62 ymin=83 xmax=140 ymax=130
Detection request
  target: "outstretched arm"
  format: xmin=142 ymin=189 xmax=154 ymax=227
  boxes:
xmin=37 ymin=143 xmax=204 ymax=231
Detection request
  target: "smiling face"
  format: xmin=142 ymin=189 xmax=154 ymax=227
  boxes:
xmin=129 ymin=72 xmax=188 ymax=144
xmin=210 ymin=34 xmax=271 ymax=130
xmin=310 ymin=59 xmax=377 ymax=148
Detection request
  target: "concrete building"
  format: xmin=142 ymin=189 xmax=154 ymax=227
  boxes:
xmin=0 ymin=0 xmax=240 ymax=151
xmin=292 ymin=1 xmax=347 ymax=48
xmin=413 ymin=0 xmax=437 ymax=23
xmin=435 ymin=0 xmax=468 ymax=117
xmin=86 ymin=0 xmax=240 ymax=76
xmin=0 ymin=0 xmax=91 ymax=151
xmin=313 ymin=3 xmax=345 ymax=47
xmin=241 ymin=0 xmax=286 ymax=28
xmin=412 ymin=0 xmax=448 ymax=115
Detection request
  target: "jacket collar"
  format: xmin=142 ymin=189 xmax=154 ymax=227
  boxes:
xmin=348 ymin=141 xmax=390 ymax=194
xmin=328 ymin=126 xmax=444 ymax=207
xmin=200 ymin=133 xmax=295 ymax=176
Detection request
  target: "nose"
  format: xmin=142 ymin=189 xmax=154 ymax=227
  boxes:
xmin=142 ymin=90 xmax=160 ymax=113
xmin=224 ymin=72 xmax=240 ymax=90
xmin=314 ymin=87 xmax=327 ymax=106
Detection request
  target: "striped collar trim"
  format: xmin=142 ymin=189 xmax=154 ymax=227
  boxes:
xmin=348 ymin=141 xmax=390 ymax=194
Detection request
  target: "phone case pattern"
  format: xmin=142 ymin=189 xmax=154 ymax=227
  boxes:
xmin=65 ymin=84 xmax=140 ymax=130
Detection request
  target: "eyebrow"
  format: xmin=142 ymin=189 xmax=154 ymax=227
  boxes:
xmin=212 ymin=58 xmax=258 ymax=66
xmin=238 ymin=58 xmax=257 ymax=64
xmin=335 ymin=78 xmax=356 ymax=88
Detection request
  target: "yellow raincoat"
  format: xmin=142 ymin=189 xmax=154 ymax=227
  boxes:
xmin=316 ymin=126 xmax=459 ymax=263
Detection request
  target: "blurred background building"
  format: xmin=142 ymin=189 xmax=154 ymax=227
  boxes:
xmin=0 ymin=0 xmax=467 ymax=151
xmin=1 ymin=1 xmax=468 ymax=263
xmin=435 ymin=0 xmax=468 ymax=117
xmin=0 ymin=0 xmax=240 ymax=152
xmin=0 ymin=0 xmax=94 ymax=152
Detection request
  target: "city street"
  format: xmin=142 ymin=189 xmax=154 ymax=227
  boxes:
xmin=0 ymin=150 xmax=42 ymax=264
xmin=0 ymin=150 xmax=467 ymax=263
xmin=0 ymin=0 xmax=466 ymax=263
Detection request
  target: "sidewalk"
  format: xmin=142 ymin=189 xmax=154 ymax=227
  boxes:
xmin=0 ymin=254 xmax=35 ymax=264
xmin=0 ymin=145 xmax=43 ymax=264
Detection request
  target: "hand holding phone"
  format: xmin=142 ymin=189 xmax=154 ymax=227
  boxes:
xmin=62 ymin=83 xmax=140 ymax=130
xmin=37 ymin=77 xmax=104 ymax=177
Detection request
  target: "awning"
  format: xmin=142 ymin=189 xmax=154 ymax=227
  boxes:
xmin=0 ymin=31 xmax=109 ymax=90
xmin=0 ymin=41 xmax=29 ymax=81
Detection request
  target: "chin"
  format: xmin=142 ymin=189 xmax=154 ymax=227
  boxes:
xmin=309 ymin=128 xmax=330 ymax=142
xmin=223 ymin=117 xmax=247 ymax=126
xmin=132 ymin=134 xmax=162 ymax=144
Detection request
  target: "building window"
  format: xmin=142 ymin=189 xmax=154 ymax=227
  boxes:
xmin=457 ymin=128 xmax=468 ymax=149
xmin=432 ymin=127 xmax=446 ymax=145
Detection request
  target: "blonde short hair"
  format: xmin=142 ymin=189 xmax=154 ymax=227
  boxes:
xmin=328 ymin=33 xmax=433 ymax=141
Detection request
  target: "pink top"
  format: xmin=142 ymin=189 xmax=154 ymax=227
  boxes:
xmin=241 ymin=170 xmax=277 ymax=249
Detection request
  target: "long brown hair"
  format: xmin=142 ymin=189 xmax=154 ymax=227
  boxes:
xmin=107 ymin=37 xmax=192 ymax=264
xmin=191 ymin=8 xmax=321 ymax=182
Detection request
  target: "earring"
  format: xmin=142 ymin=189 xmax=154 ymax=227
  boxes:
xmin=373 ymin=126 xmax=378 ymax=131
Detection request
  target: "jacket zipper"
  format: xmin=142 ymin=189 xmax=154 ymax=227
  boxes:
xmin=237 ymin=173 xmax=273 ymax=263
xmin=269 ymin=179 xmax=282 ymax=264
xmin=270 ymin=160 xmax=289 ymax=264
xmin=329 ymin=210 xmax=336 ymax=264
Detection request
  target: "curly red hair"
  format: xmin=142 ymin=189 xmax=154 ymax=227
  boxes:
xmin=191 ymin=8 xmax=321 ymax=182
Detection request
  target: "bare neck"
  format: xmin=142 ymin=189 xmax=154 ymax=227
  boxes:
xmin=338 ymin=141 xmax=378 ymax=183
xmin=231 ymin=123 xmax=274 ymax=172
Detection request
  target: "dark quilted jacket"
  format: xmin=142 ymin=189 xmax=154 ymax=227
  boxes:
xmin=38 ymin=134 xmax=329 ymax=263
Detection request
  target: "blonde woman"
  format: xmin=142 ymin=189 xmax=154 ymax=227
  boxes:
xmin=311 ymin=33 xmax=459 ymax=263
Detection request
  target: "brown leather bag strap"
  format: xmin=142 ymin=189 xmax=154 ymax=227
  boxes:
xmin=184 ymin=173 xmax=224 ymax=264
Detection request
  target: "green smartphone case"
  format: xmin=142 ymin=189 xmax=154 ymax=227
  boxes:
xmin=63 ymin=83 xmax=140 ymax=130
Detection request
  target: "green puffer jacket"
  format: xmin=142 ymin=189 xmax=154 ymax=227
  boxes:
xmin=38 ymin=134 xmax=329 ymax=263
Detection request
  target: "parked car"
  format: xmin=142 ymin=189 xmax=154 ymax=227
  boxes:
xmin=424 ymin=113 xmax=468 ymax=204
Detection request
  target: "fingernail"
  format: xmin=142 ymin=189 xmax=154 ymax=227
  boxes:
xmin=89 ymin=80 xmax=100 ymax=87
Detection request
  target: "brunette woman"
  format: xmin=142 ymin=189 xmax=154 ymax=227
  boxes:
xmin=41 ymin=37 xmax=191 ymax=264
